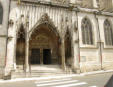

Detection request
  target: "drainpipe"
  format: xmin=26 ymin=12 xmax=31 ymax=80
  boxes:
xmin=94 ymin=11 xmax=103 ymax=70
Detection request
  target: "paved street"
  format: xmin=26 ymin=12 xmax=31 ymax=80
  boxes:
xmin=0 ymin=72 xmax=113 ymax=87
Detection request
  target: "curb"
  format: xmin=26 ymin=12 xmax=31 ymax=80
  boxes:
xmin=80 ymin=70 xmax=113 ymax=76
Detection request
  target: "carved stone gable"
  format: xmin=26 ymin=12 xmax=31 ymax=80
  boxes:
xmin=39 ymin=13 xmax=49 ymax=24
xmin=38 ymin=13 xmax=55 ymax=28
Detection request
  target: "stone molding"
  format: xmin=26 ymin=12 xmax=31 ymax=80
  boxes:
xmin=19 ymin=1 xmax=113 ymax=17
xmin=29 ymin=13 xmax=60 ymax=40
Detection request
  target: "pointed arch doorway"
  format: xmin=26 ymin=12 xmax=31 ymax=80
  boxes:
xmin=29 ymin=23 xmax=61 ymax=69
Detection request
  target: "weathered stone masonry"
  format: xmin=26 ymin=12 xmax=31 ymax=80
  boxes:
xmin=0 ymin=0 xmax=9 ymax=78
xmin=0 ymin=0 xmax=113 ymax=78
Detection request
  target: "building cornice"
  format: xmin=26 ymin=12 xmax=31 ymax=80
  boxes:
xmin=76 ymin=7 xmax=113 ymax=17
xmin=12 ymin=0 xmax=113 ymax=17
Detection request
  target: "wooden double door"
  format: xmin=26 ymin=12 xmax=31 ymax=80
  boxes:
xmin=30 ymin=49 xmax=51 ymax=65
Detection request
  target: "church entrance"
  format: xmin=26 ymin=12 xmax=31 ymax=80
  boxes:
xmin=30 ymin=49 xmax=52 ymax=65
xmin=15 ymin=24 xmax=72 ymax=72
xmin=14 ymin=14 xmax=73 ymax=74
xmin=29 ymin=24 xmax=61 ymax=69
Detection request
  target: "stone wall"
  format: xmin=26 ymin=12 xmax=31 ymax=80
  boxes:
xmin=0 ymin=0 xmax=9 ymax=78
xmin=6 ymin=0 xmax=77 ymax=75
xmin=4 ymin=0 xmax=113 ymax=76
xmin=99 ymin=0 xmax=113 ymax=11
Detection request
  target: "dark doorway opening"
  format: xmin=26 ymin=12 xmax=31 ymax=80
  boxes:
xmin=31 ymin=49 xmax=40 ymax=64
xmin=65 ymin=30 xmax=72 ymax=67
xmin=16 ymin=36 xmax=25 ymax=65
xmin=43 ymin=49 xmax=51 ymax=64
xmin=16 ymin=27 xmax=25 ymax=66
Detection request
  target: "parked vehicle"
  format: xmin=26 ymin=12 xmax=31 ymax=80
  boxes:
xmin=105 ymin=75 xmax=113 ymax=87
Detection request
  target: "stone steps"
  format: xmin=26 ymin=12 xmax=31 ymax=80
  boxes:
xmin=11 ymin=65 xmax=73 ymax=79
xmin=11 ymin=71 xmax=67 ymax=78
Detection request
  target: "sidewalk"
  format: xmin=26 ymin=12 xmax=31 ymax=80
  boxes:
xmin=0 ymin=70 xmax=113 ymax=83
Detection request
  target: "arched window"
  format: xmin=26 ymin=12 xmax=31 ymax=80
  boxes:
xmin=81 ymin=18 xmax=93 ymax=45
xmin=104 ymin=19 xmax=113 ymax=46
xmin=0 ymin=3 xmax=3 ymax=24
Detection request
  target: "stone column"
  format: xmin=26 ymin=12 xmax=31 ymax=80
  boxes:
xmin=25 ymin=17 xmax=30 ymax=73
xmin=72 ymin=29 xmax=80 ymax=73
xmin=61 ymin=38 xmax=66 ymax=70
xmin=25 ymin=37 xmax=29 ymax=72
xmin=97 ymin=42 xmax=103 ymax=69
xmin=95 ymin=15 xmax=103 ymax=70
xmin=72 ymin=41 xmax=80 ymax=73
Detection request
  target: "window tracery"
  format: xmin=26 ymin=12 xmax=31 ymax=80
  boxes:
xmin=104 ymin=19 xmax=113 ymax=46
xmin=81 ymin=18 xmax=93 ymax=45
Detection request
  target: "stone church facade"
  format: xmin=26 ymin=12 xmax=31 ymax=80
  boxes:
xmin=0 ymin=0 xmax=113 ymax=79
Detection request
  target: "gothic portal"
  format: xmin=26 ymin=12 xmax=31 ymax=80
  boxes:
xmin=29 ymin=24 xmax=61 ymax=65
xmin=1 ymin=0 xmax=113 ymax=79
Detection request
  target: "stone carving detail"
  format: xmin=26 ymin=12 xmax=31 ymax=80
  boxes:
xmin=51 ymin=0 xmax=69 ymax=4
xmin=16 ymin=14 xmax=29 ymax=32
xmin=39 ymin=13 xmax=49 ymax=24
xmin=31 ymin=35 xmax=49 ymax=46
xmin=35 ymin=35 xmax=49 ymax=43
xmin=9 ymin=19 xmax=14 ymax=27
xmin=38 ymin=13 xmax=55 ymax=28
